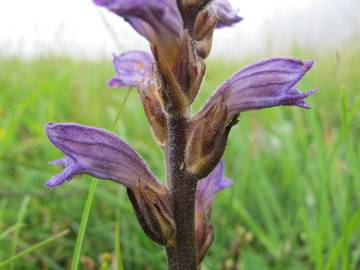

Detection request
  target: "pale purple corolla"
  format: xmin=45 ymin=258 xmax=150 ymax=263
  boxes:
xmin=108 ymin=51 xmax=154 ymax=88
xmin=45 ymin=123 xmax=158 ymax=188
xmin=196 ymin=160 xmax=232 ymax=213
xmin=194 ymin=160 xmax=232 ymax=262
xmin=198 ymin=58 xmax=318 ymax=121
xmin=106 ymin=51 xmax=166 ymax=144
xmin=94 ymin=0 xmax=183 ymax=57
xmin=45 ymin=123 xmax=232 ymax=221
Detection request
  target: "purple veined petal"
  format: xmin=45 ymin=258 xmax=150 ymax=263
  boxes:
xmin=196 ymin=160 xmax=233 ymax=212
xmin=108 ymin=51 xmax=154 ymax=88
xmin=200 ymin=58 xmax=318 ymax=119
xmin=211 ymin=0 xmax=243 ymax=28
xmin=45 ymin=123 xmax=157 ymax=189
xmin=94 ymin=0 xmax=183 ymax=49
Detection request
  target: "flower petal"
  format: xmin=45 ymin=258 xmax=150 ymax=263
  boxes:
xmin=46 ymin=123 xmax=157 ymax=188
xmin=200 ymin=58 xmax=317 ymax=119
xmin=108 ymin=51 xmax=154 ymax=88
xmin=212 ymin=0 xmax=243 ymax=28
xmin=196 ymin=160 xmax=233 ymax=211
xmin=94 ymin=0 xmax=183 ymax=49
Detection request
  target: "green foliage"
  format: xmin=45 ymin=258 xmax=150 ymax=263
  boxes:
xmin=0 ymin=46 xmax=359 ymax=269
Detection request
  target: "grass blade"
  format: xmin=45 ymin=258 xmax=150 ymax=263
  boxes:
xmin=71 ymin=89 xmax=131 ymax=270
xmin=0 ymin=230 xmax=69 ymax=268
xmin=70 ymin=179 xmax=98 ymax=270
xmin=115 ymin=210 xmax=125 ymax=270
xmin=0 ymin=224 xmax=24 ymax=240
xmin=10 ymin=195 xmax=30 ymax=270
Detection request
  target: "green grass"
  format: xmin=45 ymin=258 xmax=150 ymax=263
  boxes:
xmin=0 ymin=43 xmax=360 ymax=269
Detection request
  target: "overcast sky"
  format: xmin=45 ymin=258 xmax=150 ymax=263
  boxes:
xmin=0 ymin=0 xmax=359 ymax=59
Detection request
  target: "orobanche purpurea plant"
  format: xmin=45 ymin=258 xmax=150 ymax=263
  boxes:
xmin=45 ymin=0 xmax=318 ymax=269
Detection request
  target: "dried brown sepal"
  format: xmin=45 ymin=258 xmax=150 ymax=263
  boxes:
xmin=194 ymin=8 xmax=217 ymax=59
xmin=195 ymin=212 xmax=214 ymax=263
xmin=186 ymin=104 xmax=239 ymax=178
xmin=195 ymin=35 xmax=214 ymax=59
xmin=139 ymin=78 xmax=167 ymax=145
xmin=152 ymin=45 xmax=189 ymax=115
xmin=127 ymin=180 xmax=175 ymax=246
xmin=188 ymin=59 xmax=206 ymax=103
xmin=177 ymin=0 xmax=214 ymax=34
xmin=173 ymin=32 xmax=198 ymax=94
xmin=194 ymin=8 xmax=218 ymax=41
xmin=173 ymin=32 xmax=207 ymax=105
xmin=152 ymin=33 xmax=206 ymax=115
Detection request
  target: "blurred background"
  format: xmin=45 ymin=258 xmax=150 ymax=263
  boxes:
xmin=1 ymin=0 xmax=360 ymax=58
xmin=0 ymin=0 xmax=359 ymax=269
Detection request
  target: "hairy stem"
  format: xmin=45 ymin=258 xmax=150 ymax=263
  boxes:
xmin=166 ymin=114 xmax=198 ymax=270
xmin=166 ymin=246 xmax=178 ymax=270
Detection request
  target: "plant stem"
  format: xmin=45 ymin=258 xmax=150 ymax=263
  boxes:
xmin=166 ymin=114 xmax=198 ymax=270
xmin=166 ymin=246 xmax=178 ymax=270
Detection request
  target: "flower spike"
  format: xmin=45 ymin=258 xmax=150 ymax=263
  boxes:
xmin=43 ymin=0 xmax=319 ymax=267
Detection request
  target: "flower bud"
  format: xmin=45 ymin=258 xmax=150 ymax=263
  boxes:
xmin=127 ymin=180 xmax=175 ymax=246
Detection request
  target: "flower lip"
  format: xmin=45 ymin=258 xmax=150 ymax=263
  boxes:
xmin=46 ymin=156 xmax=82 ymax=188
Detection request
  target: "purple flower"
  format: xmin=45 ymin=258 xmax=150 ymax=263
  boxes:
xmin=212 ymin=0 xmax=243 ymax=28
xmin=45 ymin=123 xmax=157 ymax=188
xmin=195 ymin=160 xmax=232 ymax=261
xmin=94 ymin=0 xmax=183 ymax=52
xmin=199 ymin=58 xmax=319 ymax=120
xmin=196 ymin=160 xmax=232 ymax=213
xmin=108 ymin=51 xmax=154 ymax=88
